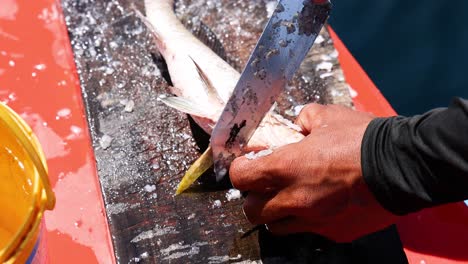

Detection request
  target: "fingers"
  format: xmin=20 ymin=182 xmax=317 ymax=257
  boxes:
xmin=266 ymin=217 xmax=360 ymax=242
xmin=266 ymin=216 xmax=315 ymax=235
xmin=295 ymin=103 xmax=363 ymax=134
xmin=230 ymin=156 xmax=274 ymax=192
xmin=230 ymin=143 xmax=300 ymax=192
xmin=243 ymin=191 xmax=291 ymax=225
xmin=266 ymin=217 xmax=350 ymax=242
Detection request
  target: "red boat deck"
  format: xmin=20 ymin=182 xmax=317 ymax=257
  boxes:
xmin=0 ymin=0 xmax=467 ymax=263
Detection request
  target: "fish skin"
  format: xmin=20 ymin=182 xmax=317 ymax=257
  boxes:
xmin=143 ymin=0 xmax=305 ymax=193
xmin=144 ymin=0 xmax=304 ymax=148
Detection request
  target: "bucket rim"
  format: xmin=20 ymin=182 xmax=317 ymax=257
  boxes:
xmin=0 ymin=103 xmax=55 ymax=208
xmin=0 ymin=103 xmax=55 ymax=263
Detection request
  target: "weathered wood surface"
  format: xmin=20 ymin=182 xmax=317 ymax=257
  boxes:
xmin=61 ymin=0 xmax=407 ymax=263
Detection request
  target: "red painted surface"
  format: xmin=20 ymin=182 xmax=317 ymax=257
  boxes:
xmin=0 ymin=0 xmax=114 ymax=263
xmin=328 ymin=27 xmax=396 ymax=117
xmin=330 ymin=26 xmax=468 ymax=264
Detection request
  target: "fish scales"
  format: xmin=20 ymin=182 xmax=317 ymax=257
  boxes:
xmin=62 ymin=0 xmax=407 ymax=263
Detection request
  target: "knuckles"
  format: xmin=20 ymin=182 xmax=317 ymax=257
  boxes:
xmin=229 ymin=158 xmax=248 ymax=190
xmin=296 ymin=104 xmax=327 ymax=131
xmin=300 ymin=103 xmax=325 ymax=116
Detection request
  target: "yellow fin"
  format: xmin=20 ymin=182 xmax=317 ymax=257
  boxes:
xmin=175 ymin=146 xmax=213 ymax=195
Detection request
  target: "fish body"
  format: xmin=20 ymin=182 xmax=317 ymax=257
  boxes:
xmin=143 ymin=0 xmax=304 ymax=193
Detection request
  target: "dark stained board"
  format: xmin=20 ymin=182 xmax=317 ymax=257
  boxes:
xmin=61 ymin=0 xmax=407 ymax=263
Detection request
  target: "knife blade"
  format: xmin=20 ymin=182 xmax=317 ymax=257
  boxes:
xmin=210 ymin=0 xmax=332 ymax=181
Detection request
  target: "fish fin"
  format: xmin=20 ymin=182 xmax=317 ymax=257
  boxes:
xmin=133 ymin=7 xmax=166 ymax=52
xmin=181 ymin=19 xmax=228 ymax=61
xmin=176 ymin=146 xmax=213 ymax=195
xmin=158 ymin=95 xmax=215 ymax=120
xmin=189 ymin=57 xmax=224 ymax=105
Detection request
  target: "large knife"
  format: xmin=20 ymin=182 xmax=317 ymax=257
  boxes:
xmin=211 ymin=0 xmax=332 ymax=181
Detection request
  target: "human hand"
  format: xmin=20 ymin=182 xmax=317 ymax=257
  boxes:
xmin=230 ymin=104 xmax=398 ymax=242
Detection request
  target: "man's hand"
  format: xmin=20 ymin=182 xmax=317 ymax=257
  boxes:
xmin=229 ymin=104 xmax=398 ymax=242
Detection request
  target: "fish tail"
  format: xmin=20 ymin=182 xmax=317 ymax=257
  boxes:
xmin=175 ymin=147 xmax=213 ymax=195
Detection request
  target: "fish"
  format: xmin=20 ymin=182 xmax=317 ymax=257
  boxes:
xmin=141 ymin=0 xmax=306 ymax=194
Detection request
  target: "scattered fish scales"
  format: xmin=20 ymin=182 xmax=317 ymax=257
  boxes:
xmin=348 ymin=85 xmax=359 ymax=98
xmin=265 ymin=1 xmax=277 ymax=17
xmin=130 ymin=225 xmax=179 ymax=243
xmin=320 ymin=72 xmax=334 ymax=79
xmin=278 ymin=39 xmax=289 ymax=47
xmin=107 ymin=202 xmax=139 ymax=216
xmin=232 ymin=261 xmax=261 ymax=264
xmin=316 ymin=61 xmax=333 ymax=72
xmin=320 ymin=54 xmax=332 ymax=61
xmin=99 ymin=134 xmax=113 ymax=150
xmin=315 ymin=34 xmax=325 ymax=44
xmin=57 ymin=108 xmax=71 ymax=118
xmin=330 ymin=89 xmax=344 ymax=97
xmin=208 ymin=255 xmax=230 ymax=264
xmin=212 ymin=200 xmax=222 ymax=208
xmin=143 ymin=184 xmax=156 ymax=193
xmin=245 ymin=149 xmax=273 ymax=160
xmin=226 ymin=189 xmax=242 ymax=201
xmin=140 ymin=252 xmax=149 ymax=259
xmin=63 ymin=0 xmax=360 ymax=262
xmin=265 ymin=48 xmax=280 ymax=59
xmin=329 ymin=49 xmax=339 ymax=58
xmin=160 ymin=242 xmax=209 ymax=260
xmin=124 ymin=99 xmax=135 ymax=112
xmin=130 ymin=257 xmax=140 ymax=263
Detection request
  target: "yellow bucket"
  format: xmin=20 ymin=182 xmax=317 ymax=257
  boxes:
xmin=0 ymin=103 xmax=55 ymax=264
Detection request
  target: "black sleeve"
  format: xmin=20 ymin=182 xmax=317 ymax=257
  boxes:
xmin=361 ymin=97 xmax=468 ymax=215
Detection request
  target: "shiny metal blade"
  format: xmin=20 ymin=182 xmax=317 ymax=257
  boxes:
xmin=211 ymin=0 xmax=332 ymax=181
